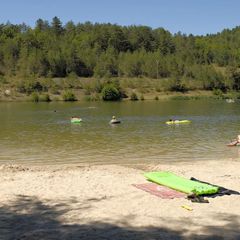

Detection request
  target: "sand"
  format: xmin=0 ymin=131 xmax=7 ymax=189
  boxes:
xmin=0 ymin=160 xmax=240 ymax=240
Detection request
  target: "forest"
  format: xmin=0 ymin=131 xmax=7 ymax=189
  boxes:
xmin=1 ymin=17 xmax=240 ymax=100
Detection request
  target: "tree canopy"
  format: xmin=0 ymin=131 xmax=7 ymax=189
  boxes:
xmin=1 ymin=17 xmax=240 ymax=91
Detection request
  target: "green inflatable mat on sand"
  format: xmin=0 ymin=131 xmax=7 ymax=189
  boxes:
xmin=144 ymin=171 xmax=218 ymax=196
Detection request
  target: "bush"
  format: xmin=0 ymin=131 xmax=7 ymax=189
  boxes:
xmin=101 ymin=85 xmax=121 ymax=101
xmin=39 ymin=94 xmax=51 ymax=102
xmin=140 ymin=94 xmax=145 ymax=100
xmin=154 ymin=96 xmax=159 ymax=100
xmin=25 ymin=81 xmax=43 ymax=94
xmin=169 ymin=78 xmax=188 ymax=93
xmin=130 ymin=92 xmax=139 ymax=101
xmin=16 ymin=79 xmax=43 ymax=94
xmin=213 ymin=89 xmax=223 ymax=96
xmin=30 ymin=92 xmax=39 ymax=102
xmin=62 ymin=90 xmax=77 ymax=101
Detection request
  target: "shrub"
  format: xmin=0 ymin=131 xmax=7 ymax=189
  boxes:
xmin=25 ymin=81 xmax=43 ymax=94
xmin=101 ymin=85 xmax=121 ymax=101
xmin=39 ymin=94 xmax=51 ymax=102
xmin=130 ymin=92 xmax=138 ymax=101
xmin=30 ymin=92 xmax=39 ymax=102
xmin=16 ymin=79 xmax=43 ymax=94
xmin=213 ymin=89 xmax=223 ymax=96
xmin=154 ymin=96 xmax=159 ymax=100
xmin=140 ymin=94 xmax=145 ymax=101
xmin=62 ymin=90 xmax=77 ymax=101
xmin=169 ymin=78 xmax=188 ymax=93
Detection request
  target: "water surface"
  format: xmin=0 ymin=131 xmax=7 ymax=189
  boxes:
xmin=0 ymin=100 xmax=239 ymax=165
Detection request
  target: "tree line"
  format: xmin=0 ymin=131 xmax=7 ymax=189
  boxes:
xmin=1 ymin=17 xmax=240 ymax=92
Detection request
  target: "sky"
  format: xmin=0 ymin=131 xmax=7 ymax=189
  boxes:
xmin=0 ymin=0 xmax=240 ymax=35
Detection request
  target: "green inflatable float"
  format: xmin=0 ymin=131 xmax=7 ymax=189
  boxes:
xmin=144 ymin=171 xmax=218 ymax=195
xmin=71 ymin=118 xmax=82 ymax=123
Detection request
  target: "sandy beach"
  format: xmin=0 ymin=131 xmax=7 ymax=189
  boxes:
xmin=0 ymin=160 xmax=240 ymax=240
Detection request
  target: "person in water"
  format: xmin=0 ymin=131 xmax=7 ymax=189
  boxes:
xmin=110 ymin=116 xmax=121 ymax=124
xmin=230 ymin=135 xmax=240 ymax=146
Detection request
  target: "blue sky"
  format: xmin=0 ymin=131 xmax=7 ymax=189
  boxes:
xmin=0 ymin=0 xmax=240 ymax=35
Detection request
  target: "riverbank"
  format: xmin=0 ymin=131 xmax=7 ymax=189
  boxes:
xmin=0 ymin=88 xmax=231 ymax=102
xmin=1 ymin=76 xmax=238 ymax=102
xmin=0 ymin=160 xmax=239 ymax=239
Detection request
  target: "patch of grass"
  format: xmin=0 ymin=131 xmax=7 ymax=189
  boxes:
xmin=85 ymin=93 xmax=101 ymax=101
xmin=62 ymin=90 xmax=77 ymax=101
xmin=30 ymin=92 xmax=39 ymax=102
xmin=39 ymin=94 xmax=51 ymax=102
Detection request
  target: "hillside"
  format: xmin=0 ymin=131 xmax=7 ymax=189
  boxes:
xmin=1 ymin=17 xmax=240 ymax=100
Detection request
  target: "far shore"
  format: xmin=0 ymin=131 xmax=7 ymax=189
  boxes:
xmin=0 ymin=159 xmax=240 ymax=239
xmin=0 ymin=89 xmax=229 ymax=102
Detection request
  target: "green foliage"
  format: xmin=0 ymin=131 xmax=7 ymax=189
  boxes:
xmin=154 ymin=96 xmax=159 ymax=100
xmin=85 ymin=93 xmax=101 ymax=101
xmin=39 ymin=93 xmax=51 ymax=102
xmin=1 ymin=18 xmax=240 ymax=94
xmin=130 ymin=92 xmax=139 ymax=101
xmin=101 ymin=84 xmax=121 ymax=101
xmin=62 ymin=90 xmax=77 ymax=101
xmin=30 ymin=92 xmax=39 ymax=102
xmin=212 ymin=89 xmax=228 ymax=99
xmin=16 ymin=79 xmax=44 ymax=94
xmin=213 ymin=89 xmax=223 ymax=96
xmin=169 ymin=78 xmax=188 ymax=93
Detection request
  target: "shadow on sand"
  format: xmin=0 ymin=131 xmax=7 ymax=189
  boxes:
xmin=0 ymin=195 xmax=239 ymax=240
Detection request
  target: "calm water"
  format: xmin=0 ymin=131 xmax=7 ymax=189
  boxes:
xmin=0 ymin=100 xmax=240 ymax=165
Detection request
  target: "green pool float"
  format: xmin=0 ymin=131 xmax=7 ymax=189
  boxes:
xmin=71 ymin=118 xmax=82 ymax=123
xmin=144 ymin=171 xmax=218 ymax=195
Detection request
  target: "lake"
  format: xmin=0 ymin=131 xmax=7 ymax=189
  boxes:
xmin=0 ymin=100 xmax=239 ymax=165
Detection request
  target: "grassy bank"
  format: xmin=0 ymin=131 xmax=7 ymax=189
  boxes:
xmin=0 ymin=76 xmax=239 ymax=102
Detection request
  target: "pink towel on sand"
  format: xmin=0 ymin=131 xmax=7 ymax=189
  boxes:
xmin=133 ymin=183 xmax=187 ymax=199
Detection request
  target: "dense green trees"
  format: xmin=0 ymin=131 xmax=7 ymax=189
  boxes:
xmin=1 ymin=17 xmax=240 ymax=91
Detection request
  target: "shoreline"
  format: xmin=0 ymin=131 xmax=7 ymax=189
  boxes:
xmin=0 ymin=89 xmax=230 ymax=102
xmin=0 ymin=159 xmax=240 ymax=239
